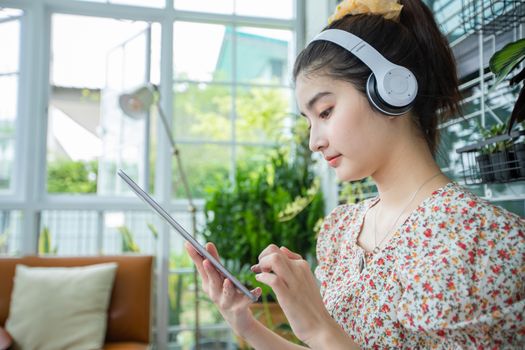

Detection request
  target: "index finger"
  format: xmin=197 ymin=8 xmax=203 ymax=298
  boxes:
xmin=258 ymin=244 xmax=281 ymax=261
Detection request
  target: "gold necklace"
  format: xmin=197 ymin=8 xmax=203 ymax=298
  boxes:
xmin=372 ymin=172 xmax=443 ymax=254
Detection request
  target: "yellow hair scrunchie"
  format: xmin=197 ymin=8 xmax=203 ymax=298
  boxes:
xmin=328 ymin=0 xmax=403 ymax=23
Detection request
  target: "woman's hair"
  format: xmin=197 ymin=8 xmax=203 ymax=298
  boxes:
xmin=293 ymin=0 xmax=461 ymax=156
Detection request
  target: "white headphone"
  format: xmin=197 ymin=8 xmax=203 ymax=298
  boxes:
xmin=310 ymin=29 xmax=418 ymax=116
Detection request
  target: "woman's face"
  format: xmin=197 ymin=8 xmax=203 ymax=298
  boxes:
xmin=295 ymin=72 xmax=396 ymax=182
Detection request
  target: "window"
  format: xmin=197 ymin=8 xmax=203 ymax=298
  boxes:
xmin=0 ymin=1 xmax=300 ymax=348
xmin=173 ymin=23 xmax=295 ymax=197
xmin=47 ymin=14 xmax=160 ymax=195
xmin=0 ymin=9 xmax=22 ymax=193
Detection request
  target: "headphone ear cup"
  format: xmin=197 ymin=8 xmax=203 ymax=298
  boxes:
xmin=366 ymin=74 xmax=414 ymax=116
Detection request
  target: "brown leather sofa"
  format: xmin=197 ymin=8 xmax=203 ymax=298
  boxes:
xmin=0 ymin=255 xmax=153 ymax=350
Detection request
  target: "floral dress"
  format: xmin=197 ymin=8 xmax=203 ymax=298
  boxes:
xmin=315 ymin=182 xmax=525 ymax=349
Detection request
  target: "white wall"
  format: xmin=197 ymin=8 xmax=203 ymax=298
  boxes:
xmin=305 ymin=0 xmax=336 ymax=41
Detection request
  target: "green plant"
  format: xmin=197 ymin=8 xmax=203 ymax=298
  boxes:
xmin=339 ymin=177 xmax=376 ymax=204
xmin=117 ymin=222 xmax=159 ymax=253
xmin=47 ymin=160 xmax=98 ymax=193
xmin=201 ymin=122 xmax=325 ymax=299
xmin=478 ymin=123 xmax=512 ymax=153
xmin=489 ymin=38 xmax=525 ymax=133
xmin=38 ymin=227 xmax=58 ymax=254
xmin=117 ymin=226 xmax=141 ymax=253
xmin=0 ymin=228 xmax=9 ymax=253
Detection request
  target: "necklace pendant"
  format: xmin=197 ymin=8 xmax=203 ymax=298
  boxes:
xmin=372 ymin=246 xmax=380 ymax=254
xmin=359 ymin=254 xmax=366 ymax=272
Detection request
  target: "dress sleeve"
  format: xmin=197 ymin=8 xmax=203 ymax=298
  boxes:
xmin=396 ymin=212 xmax=525 ymax=348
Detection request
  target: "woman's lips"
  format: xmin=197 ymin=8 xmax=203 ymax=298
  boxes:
xmin=326 ymin=155 xmax=342 ymax=167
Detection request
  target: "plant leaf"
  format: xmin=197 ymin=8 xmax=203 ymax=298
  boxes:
xmin=489 ymin=38 xmax=525 ymax=89
xmin=507 ymin=84 xmax=525 ymax=134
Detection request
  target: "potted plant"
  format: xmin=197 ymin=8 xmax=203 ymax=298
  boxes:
xmin=489 ymin=38 xmax=525 ymax=134
xmin=489 ymin=37 xmax=525 ymax=180
xmin=477 ymin=123 xmax=517 ymax=182
xmin=476 ymin=124 xmax=499 ymax=183
xmin=201 ymin=122 xmax=325 ymax=347
xmin=514 ymin=134 xmax=525 ymax=178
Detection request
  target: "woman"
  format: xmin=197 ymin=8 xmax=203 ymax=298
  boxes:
xmin=186 ymin=0 xmax=525 ymax=348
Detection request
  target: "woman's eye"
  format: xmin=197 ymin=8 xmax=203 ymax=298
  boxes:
xmin=319 ymin=108 xmax=333 ymax=119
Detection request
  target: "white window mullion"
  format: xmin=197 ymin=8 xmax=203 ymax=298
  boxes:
xmin=18 ymin=2 xmax=51 ymax=255
xmin=155 ymin=10 xmax=174 ymax=350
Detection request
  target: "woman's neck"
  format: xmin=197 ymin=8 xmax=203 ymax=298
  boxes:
xmin=371 ymin=137 xmax=450 ymax=213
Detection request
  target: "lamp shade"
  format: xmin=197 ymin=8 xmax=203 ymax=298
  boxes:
xmin=118 ymin=85 xmax=155 ymax=120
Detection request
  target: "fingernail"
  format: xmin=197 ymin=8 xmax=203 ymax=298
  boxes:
xmin=255 ymin=274 xmax=261 ymax=280
xmin=250 ymin=264 xmax=257 ymax=271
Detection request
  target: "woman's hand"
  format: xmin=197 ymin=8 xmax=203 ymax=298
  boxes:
xmin=184 ymin=242 xmax=262 ymax=337
xmin=251 ymin=244 xmax=339 ymax=346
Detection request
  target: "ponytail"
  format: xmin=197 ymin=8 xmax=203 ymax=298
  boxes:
xmin=398 ymin=0 xmax=462 ymax=153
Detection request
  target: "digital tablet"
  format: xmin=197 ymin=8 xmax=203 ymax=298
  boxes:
xmin=118 ymin=169 xmax=258 ymax=302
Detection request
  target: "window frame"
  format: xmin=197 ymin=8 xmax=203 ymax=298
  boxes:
xmin=0 ymin=0 xmax=304 ymax=348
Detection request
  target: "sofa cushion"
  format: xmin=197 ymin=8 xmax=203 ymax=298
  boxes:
xmin=5 ymin=263 xmax=117 ymax=350
xmin=103 ymin=342 xmax=150 ymax=350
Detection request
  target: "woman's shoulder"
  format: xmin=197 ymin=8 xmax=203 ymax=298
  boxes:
xmin=397 ymin=181 xmax=524 ymax=270
xmin=397 ymin=183 xmax=525 ymax=345
xmin=420 ymin=181 xmax=523 ymax=230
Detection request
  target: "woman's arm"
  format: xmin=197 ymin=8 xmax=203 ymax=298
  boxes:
xmin=241 ymin=318 xmax=309 ymax=350
xmin=185 ymin=242 xmax=308 ymax=350
xmin=253 ymin=245 xmax=360 ymax=350
xmin=242 ymin=311 xmax=359 ymax=350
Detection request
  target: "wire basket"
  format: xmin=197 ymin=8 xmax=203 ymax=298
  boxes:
xmin=456 ymin=130 xmax=525 ymax=185
xmin=461 ymin=0 xmax=525 ymax=36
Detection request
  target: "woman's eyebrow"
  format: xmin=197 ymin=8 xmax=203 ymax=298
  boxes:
xmin=299 ymin=91 xmax=333 ymax=116
xmin=307 ymin=92 xmax=333 ymax=110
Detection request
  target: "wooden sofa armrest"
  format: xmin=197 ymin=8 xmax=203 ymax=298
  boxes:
xmin=0 ymin=326 xmax=12 ymax=350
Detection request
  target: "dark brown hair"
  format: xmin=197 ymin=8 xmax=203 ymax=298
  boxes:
xmin=293 ymin=0 xmax=461 ymax=156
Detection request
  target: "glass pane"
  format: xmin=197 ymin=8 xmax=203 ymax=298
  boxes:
xmin=236 ymin=86 xmax=292 ymax=143
xmin=0 ymin=18 xmax=20 ymax=74
xmin=174 ymin=22 xmax=233 ymax=82
xmin=235 ymin=27 xmax=292 ymax=85
xmin=0 ymin=77 xmax=17 ymax=192
xmin=235 ymin=0 xmax=294 ymax=19
xmin=172 ymin=144 xmax=230 ymax=199
xmin=237 ymin=145 xmax=274 ymax=168
xmin=76 ymin=0 xmax=164 ymax=7
xmin=48 ymin=14 xmax=160 ymax=195
xmin=0 ymin=8 xmax=22 ymax=21
xmin=174 ymin=82 xmax=232 ymax=141
xmin=40 ymin=211 xmax=99 ymax=255
xmin=174 ymin=0 xmax=234 ymax=14
xmin=103 ymin=211 xmax=160 ymax=254
xmin=168 ymin=274 xmax=232 ymax=333
xmin=0 ymin=12 xmax=20 ymax=193
xmin=0 ymin=210 xmax=22 ymax=256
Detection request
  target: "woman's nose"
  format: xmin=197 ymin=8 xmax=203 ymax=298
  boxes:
xmin=309 ymin=127 xmax=328 ymax=152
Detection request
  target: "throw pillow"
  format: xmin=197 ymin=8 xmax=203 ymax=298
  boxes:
xmin=5 ymin=262 xmax=117 ymax=350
